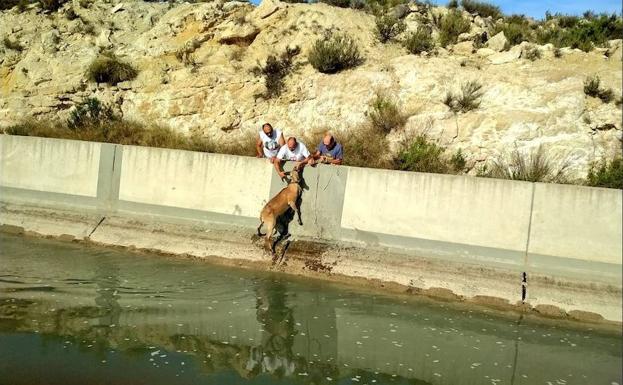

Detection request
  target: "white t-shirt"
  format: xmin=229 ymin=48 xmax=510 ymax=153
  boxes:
xmin=276 ymin=142 xmax=310 ymax=161
xmin=259 ymin=128 xmax=282 ymax=158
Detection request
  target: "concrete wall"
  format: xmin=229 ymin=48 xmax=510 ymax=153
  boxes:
xmin=1 ymin=134 xmax=621 ymax=286
xmin=118 ymin=146 xmax=273 ymax=222
xmin=0 ymin=135 xmax=101 ymax=197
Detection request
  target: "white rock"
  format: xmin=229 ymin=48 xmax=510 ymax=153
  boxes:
xmin=452 ymin=41 xmax=474 ymax=56
xmin=110 ymin=3 xmax=124 ymax=14
xmin=486 ymin=31 xmax=507 ymax=52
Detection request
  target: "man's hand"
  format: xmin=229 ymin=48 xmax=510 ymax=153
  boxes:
xmin=256 ymin=154 xmax=263 ymax=158
xmin=278 ymin=171 xmax=286 ymax=179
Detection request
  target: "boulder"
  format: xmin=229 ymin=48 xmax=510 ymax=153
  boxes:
xmin=40 ymin=29 xmax=60 ymax=54
xmin=390 ymin=4 xmax=410 ymax=19
xmin=95 ymin=29 xmax=112 ymax=49
xmin=252 ymin=0 xmax=281 ymax=20
xmin=452 ymin=41 xmax=474 ymax=56
xmin=486 ymin=31 xmax=507 ymax=52
xmin=216 ymin=23 xmax=260 ymax=46
xmin=488 ymin=43 xmax=522 ymax=64
xmin=475 ymin=48 xmax=495 ymax=57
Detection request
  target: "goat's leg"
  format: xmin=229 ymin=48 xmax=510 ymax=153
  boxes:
xmin=263 ymin=219 xmax=275 ymax=253
xmin=288 ymin=201 xmax=302 ymax=226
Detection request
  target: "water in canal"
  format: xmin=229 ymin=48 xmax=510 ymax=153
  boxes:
xmin=0 ymin=233 xmax=621 ymax=385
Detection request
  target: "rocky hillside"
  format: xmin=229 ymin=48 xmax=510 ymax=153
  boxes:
xmin=0 ymin=0 xmax=621 ymax=178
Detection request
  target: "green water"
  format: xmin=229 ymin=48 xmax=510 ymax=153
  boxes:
xmin=0 ymin=234 xmax=620 ymax=385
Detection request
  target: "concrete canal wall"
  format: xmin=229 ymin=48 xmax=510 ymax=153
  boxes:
xmin=1 ymin=134 xmax=621 ymax=321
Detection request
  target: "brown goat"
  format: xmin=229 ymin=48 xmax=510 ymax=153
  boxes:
xmin=257 ymin=169 xmax=303 ymax=254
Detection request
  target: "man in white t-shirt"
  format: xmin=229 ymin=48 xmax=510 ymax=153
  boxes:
xmin=256 ymin=123 xmax=285 ymax=161
xmin=274 ymin=137 xmax=312 ymax=179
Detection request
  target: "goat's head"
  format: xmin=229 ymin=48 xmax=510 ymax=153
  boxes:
xmin=289 ymin=169 xmax=301 ymax=184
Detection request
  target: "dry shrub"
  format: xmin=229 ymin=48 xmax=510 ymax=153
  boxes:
xmin=87 ymin=54 xmax=137 ymax=85
xmin=483 ymin=146 xmax=570 ymax=183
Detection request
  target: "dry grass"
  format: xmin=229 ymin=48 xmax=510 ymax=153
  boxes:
xmin=87 ymin=54 xmax=137 ymax=85
xmin=483 ymin=146 xmax=570 ymax=183
xmin=340 ymin=127 xmax=393 ymax=169
xmin=3 ymin=119 xmax=257 ymax=156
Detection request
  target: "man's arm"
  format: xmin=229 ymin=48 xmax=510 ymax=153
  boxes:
xmin=273 ymin=158 xmax=286 ymax=178
xmin=255 ymin=136 xmax=264 ymax=158
xmin=278 ymin=133 xmax=286 ymax=147
xmin=274 ymin=146 xmax=287 ymax=178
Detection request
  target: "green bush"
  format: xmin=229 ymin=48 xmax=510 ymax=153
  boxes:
xmin=552 ymin=13 xmax=580 ymax=28
xmin=375 ymin=14 xmax=406 ymax=43
xmin=447 ymin=0 xmax=458 ymax=9
xmin=438 ymin=9 xmax=471 ymax=47
xmin=505 ymin=14 xmax=529 ymax=24
xmin=395 ymin=135 xmax=450 ymax=174
xmin=494 ymin=21 xmax=533 ymax=46
xmin=450 ymin=148 xmax=467 ymax=171
xmin=444 ymin=81 xmax=484 ymax=113
xmin=252 ymin=47 xmax=299 ymax=98
xmin=484 ymin=146 xmax=569 ymax=183
xmin=86 ymin=54 xmax=138 ymax=85
xmin=537 ymin=13 xmax=622 ymax=52
xmin=308 ymin=32 xmax=363 ymax=74
xmin=587 ymin=156 xmax=623 ymax=189
xmin=403 ymin=28 xmax=434 ymax=54
xmin=461 ymin=0 xmax=502 ymax=19
xmin=368 ymin=94 xmax=406 ymax=134
xmin=68 ymin=97 xmax=116 ymax=129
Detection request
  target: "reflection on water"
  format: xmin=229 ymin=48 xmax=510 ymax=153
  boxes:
xmin=0 ymin=234 xmax=621 ymax=385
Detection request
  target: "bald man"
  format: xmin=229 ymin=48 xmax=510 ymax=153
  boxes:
xmin=311 ymin=134 xmax=343 ymax=165
xmin=274 ymin=137 xmax=312 ymax=179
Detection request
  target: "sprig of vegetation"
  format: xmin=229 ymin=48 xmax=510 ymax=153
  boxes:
xmin=444 ymin=81 xmax=484 ymax=113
